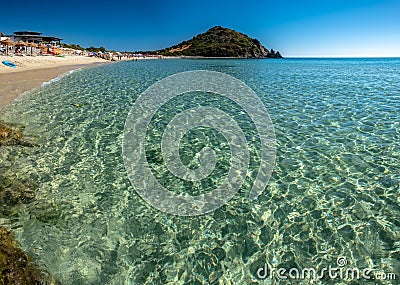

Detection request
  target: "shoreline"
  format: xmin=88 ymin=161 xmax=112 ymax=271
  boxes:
xmin=0 ymin=57 xmax=111 ymax=283
xmin=0 ymin=61 xmax=108 ymax=107
xmin=0 ymin=55 xmax=110 ymax=74
xmin=0 ymin=55 xmax=167 ymax=107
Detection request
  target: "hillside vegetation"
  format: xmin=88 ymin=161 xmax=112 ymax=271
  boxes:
xmin=155 ymin=26 xmax=282 ymax=58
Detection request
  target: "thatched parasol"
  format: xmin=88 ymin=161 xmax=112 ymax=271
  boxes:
xmin=37 ymin=43 xmax=47 ymax=54
xmin=27 ymin=42 xmax=38 ymax=55
xmin=16 ymin=40 xmax=28 ymax=54
xmin=16 ymin=40 xmax=27 ymax=46
xmin=0 ymin=38 xmax=15 ymax=55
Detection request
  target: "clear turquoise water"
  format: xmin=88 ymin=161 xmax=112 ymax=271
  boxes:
xmin=0 ymin=58 xmax=399 ymax=284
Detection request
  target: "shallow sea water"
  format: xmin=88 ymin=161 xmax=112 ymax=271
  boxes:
xmin=0 ymin=58 xmax=399 ymax=284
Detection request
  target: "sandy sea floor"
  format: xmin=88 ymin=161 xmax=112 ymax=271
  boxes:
xmin=1 ymin=58 xmax=399 ymax=284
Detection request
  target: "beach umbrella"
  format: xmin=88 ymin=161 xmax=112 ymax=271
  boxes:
xmin=28 ymin=42 xmax=37 ymax=55
xmin=38 ymin=43 xmax=47 ymax=54
xmin=0 ymin=38 xmax=15 ymax=55
xmin=1 ymin=38 xmax=14 ymax=45
xmin=16 ymin=40 xmax=27 ymax=46
xmin=15 ymin=40 xmax=28 ymax=54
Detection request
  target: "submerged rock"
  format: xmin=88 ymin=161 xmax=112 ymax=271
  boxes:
xmin=0 ymin=122 xmax=39 ymax=214
xmin=0 ymin=174 xmax=39 ymax=224
xmin=0 ymin=121 xmax=22 ymax=145
xmin=0 ymin=178 xmax=37 ymax=217
xmin=0 ymin=121 xmax=37 ymax=147
xmin=0 ymin=123 xmax=55 ymax=284
xmin=0 ymin=226 xmax=43 ymax=284
xmin=30 ymin=200 xmax=62 ymax=223
xmin=0 ymin=185 xmax=59 ymax=284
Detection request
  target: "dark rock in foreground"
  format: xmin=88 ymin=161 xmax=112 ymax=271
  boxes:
xmin=0 ymin=121 xmax=22 ymax=145
xmin=0 ymin=227 xmax=43 ymax=284
xmin=0 ymin=122 xmax=55 ymax=284
xmin=0 ymin=179 xmax=37 ymax=212
xmin=154 ymin=26 xmax=283 ymax=58
xmin=0 ymin=121 xmax=37 ymax=147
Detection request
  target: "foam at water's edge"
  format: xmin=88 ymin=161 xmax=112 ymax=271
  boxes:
xmin=41 ymin=68 xmax=83 ymax=87
xmin=10 ymin=68 xmax=84 ymax=104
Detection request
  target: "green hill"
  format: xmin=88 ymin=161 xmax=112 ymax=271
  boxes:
xmin=155 ymin=26 xmax=282 ymax=58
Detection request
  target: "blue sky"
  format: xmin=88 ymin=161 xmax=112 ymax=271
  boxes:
xmin=1 ymin=0 xmax=399 ymax=57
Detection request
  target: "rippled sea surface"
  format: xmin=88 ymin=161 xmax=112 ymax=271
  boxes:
xmin=0 ymin=59 xmax=399 ymax=284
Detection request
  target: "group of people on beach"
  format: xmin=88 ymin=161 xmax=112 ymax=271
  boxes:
xmin=0 ymin=43 xmax=46 ymax=56
xmin=88 ymin=51 xmax=157 ymax=61
xmin=1 ymin=42 xmax=163 ymax=61
xmin=0 ymin=45 xmax=21 ymax=55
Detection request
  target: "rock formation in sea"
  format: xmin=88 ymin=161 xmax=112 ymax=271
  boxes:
xmin=154 ymin=26 xmax=283 ymax=58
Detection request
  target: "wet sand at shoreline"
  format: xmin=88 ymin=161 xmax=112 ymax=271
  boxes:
xmin=0 ymin=62 xmax=107 ymax=107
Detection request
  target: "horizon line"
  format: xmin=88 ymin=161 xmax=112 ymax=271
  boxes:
xmin=283 ymin=56 xmax=400 ymax=59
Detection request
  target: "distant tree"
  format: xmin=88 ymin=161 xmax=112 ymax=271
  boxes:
xmin=62 ymin=43 xmax=84 ymax=50
xmin=86 ymin=46 xmax=107 ymax=52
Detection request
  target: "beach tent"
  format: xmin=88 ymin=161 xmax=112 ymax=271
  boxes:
xmin=0 ymin=38 xmax=15 ymax=55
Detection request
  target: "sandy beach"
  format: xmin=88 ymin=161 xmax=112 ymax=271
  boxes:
xmin=0 ymin=55 xmax=109 ymax=106
xmin=0 ymin=55 xmax=108 ymax=74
